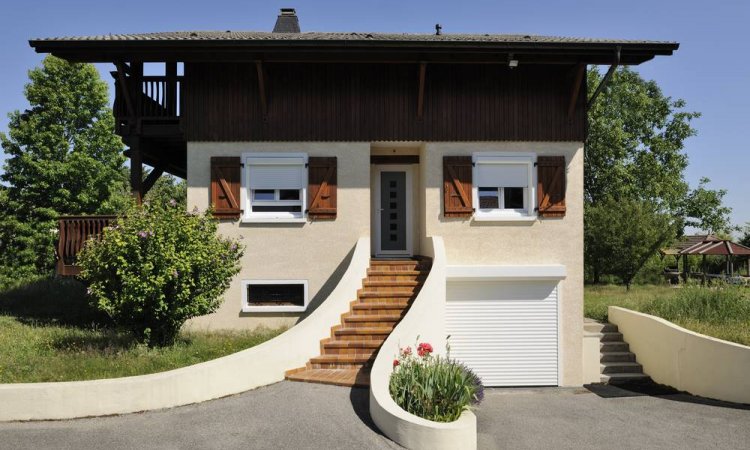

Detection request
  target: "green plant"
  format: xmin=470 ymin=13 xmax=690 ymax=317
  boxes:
xmin=78 ymin=201 xmax=243 ymax=346
xmin=389 ymin=341 xmax=483 ymax=422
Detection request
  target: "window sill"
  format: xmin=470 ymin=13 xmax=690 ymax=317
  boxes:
xmin=242 ymin=305 xmax=308 ymax=313
xmin=241 ymin=217 xmax=307 ymax=224
xmin=472 ymin=214 xmax=538 ymax=223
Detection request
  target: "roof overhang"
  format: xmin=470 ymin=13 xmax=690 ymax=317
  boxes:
xmin=29 ymin=38 xmax=678 ymax=65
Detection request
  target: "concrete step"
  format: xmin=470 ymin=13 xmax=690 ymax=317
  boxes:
xmin=600 ymin=373 xmax=650 ymax=384
xmin=600 ymin=351 xmax=636 ymax=363
xmin=600 ymin=341 xmax=629 ymax=352
xmin=584 ymin=321 xmax=618 ymax=334
xmin=601 ymin=361 xmax=643 ymax=374
xmin=600 ymin=332 xmax=624 ymax=342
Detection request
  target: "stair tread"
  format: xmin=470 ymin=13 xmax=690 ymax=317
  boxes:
xmin=335 ymin=327 xmax=393 ymax=334
xmin=311 ymin=354 xmax=374 ymax=362
xmin=353 ymin=302 xmax=410 ymax=309
xmin=344 ymin=314 xmax=403 ymax=321
xmin=601 ymin=361 xmax=642 ymax=367
xmin=359 ymin=291 xmax=414 ymax=297
xmin=601 ymin=373 xmax=650 ymax=381
xmin=600 ymin=351 xmax=635 ymax=356
xmin=286 ymin=368 xmax=370 ymax=387
xmin=363 ymin=280 xmax=420 ymax=286
xmin=367 ymin=270 xmax=429 ymax=276
xmin=324 ymin=340 xmax=383 ymax=348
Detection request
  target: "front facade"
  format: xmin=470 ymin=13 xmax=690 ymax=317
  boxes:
xmin=34 ymin=9 xmax=676 ymax=388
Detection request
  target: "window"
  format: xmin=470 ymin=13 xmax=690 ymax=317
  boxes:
xmin=242 ymin=280 xmax=309 ymax=313
xmin=473 ymin=154 xmax=536 ymax=221
xmin=243 ymin=153 xmax=307 ymax=222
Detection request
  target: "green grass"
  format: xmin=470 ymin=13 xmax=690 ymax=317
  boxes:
xmin=585 ymin=284 xmax=750 ymax=346
xmin=0 ymin=278 xmax=285 ymax=383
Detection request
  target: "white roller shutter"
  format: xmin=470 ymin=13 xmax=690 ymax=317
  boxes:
xmin=446 ymin=280 xmax=559 ymax=386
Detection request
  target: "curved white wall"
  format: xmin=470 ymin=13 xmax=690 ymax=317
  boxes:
xmin=0 ymin=237 xmax=370 ymax=422
xmin=609 ymin=306 xmax=750 ymax=404
xmin=369 ymin=236 xmax=478 ymax=450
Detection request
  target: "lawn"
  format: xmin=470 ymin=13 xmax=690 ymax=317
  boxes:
xmin=0 ymin=278 xmax=285 ymax=383
xmin=585 ymin=284 xmax=750 ymax=346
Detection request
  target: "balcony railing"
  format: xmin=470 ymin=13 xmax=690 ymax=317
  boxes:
xmin=56 ymin=215 xmax=117 ymax=276
xmin=114 ymin=75 xmax=183 ymax=132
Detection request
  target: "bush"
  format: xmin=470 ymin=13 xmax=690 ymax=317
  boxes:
xmin=78 ymin=201 xmax=243 ymax=346
xmin=389 ymin=341 xmax=483 ymax=422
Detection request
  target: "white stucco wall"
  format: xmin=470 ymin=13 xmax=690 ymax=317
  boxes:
xmin=419 ymin=142 xmax=584 ymax=386
xmin=185 ymin=141 xmax=584 ymax=386
xmin=186 ymin=142 xmax=371 ymax=330
xmin=610 ymin=306 xmax=750 ymax=404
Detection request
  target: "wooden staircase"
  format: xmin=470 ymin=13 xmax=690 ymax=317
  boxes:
xmin=285 ymin=257 xmax=431 ymax=387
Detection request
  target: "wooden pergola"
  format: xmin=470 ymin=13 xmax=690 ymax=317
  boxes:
xmin=663 ymin=235 xmax=750 ymax=283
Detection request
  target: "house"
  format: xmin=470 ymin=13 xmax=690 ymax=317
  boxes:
xmin=32 ymin=9 xmax=677 ymax=388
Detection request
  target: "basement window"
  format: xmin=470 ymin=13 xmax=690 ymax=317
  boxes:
xmin=241 ymin=280 xmax=308 ymax=313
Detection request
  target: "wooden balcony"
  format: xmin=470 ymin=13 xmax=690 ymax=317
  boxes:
xmin=113 ymin=74 xmax=184 ymax=137
xmin=56 ymin=215 xmax=117 ymax=276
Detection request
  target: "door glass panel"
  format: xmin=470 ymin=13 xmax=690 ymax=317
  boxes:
xmin=380 ymin=171 xmax=407 ymax=252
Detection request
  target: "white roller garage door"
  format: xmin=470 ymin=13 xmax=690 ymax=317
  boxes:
xmin=446 ymin=279 xmax=559 ymax=386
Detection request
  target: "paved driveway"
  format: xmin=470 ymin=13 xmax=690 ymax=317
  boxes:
xmin=1 ymin=381 xmax=749 ymax=450
xmin=0 ymin=382 xmax=398 ymax=450
xmin=477 ymin=383 xmax=750 ymax=450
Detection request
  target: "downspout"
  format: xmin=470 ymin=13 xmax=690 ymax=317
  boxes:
xmin=586 ymin=46 xmax=621 ymax=111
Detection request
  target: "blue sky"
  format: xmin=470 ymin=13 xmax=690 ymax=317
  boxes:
xmin=1 ymin=0 xmax=748 ymax=230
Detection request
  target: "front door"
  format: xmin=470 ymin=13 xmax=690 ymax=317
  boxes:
xmin=375 ymin=166 xmax=412 ymax=256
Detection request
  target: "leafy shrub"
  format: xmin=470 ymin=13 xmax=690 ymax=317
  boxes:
xmin=389 ymin=341 xmax=483 ymax=422
xmin=78 ymin=201 xmax=243 ymax=346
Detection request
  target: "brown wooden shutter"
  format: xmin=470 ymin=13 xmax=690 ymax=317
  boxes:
xmin=537 ymin=156 xmax=566 ymax=218
xmin=307 ymin=157 xmax=337 ymax=220
xmin=443 ymin=156 xmax=473 ymax=218
xmin=210 ymin=156 xmax=242 ymax=219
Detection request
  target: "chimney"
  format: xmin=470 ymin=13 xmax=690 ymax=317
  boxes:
xmin=273 ymin=8 xmax=300 ymax=33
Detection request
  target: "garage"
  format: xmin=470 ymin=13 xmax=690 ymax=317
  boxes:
xmin=446 ymin=271 xmax=562 ymax=387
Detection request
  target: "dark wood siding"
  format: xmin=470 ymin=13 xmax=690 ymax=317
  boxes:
xmin=183 ymin=63 xmax=585 ymax=142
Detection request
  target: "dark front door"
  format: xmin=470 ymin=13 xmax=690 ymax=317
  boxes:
xmin=379 ymin=171 xmax=407 ymax=253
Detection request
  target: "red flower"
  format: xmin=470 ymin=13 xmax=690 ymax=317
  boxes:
xmin=393 ymin=359 xmax=400 ymax=368
xmin=401 ymin=346 xmax=412 ymax=356
xmin=417 ymin=342 xmax=433 ymax=357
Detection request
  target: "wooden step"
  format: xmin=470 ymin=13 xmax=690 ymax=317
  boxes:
xmin=322 ymin=340 xmax=382 ymax=356
xmin=358 ymin=290 xmax=415 ymax=299
xmin=334 ymin=327 xmax=393 ymax=340
xmin=310 ymin=354 xmax=374 ymax=369
xmin=352 ymin=301 xmax=410 ymax=312
xmin=342 ymin=314 xmax=402 ymax=328
xmin=363 ymin=280 xmax=421 ymax=288
xmin=286 ymin=368 xmax=370 ymax=387
xmin=367 ymin=269 xmax=428 ymax=277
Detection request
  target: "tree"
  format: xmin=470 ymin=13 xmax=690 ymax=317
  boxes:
xmin=584 ymin=67 xmax=733 ymax=284
xmin=585 ymin=67 xmax=731 ymax=233
xmin=0 ymin=56 xmax=126 ymax=285
xmin=586 ymin=198 xmax=676 ymax=289
xmin=144 ymin=174 xmax=187 ymax=208
xmin=740 ymin=224 xmax=750 ymax=248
